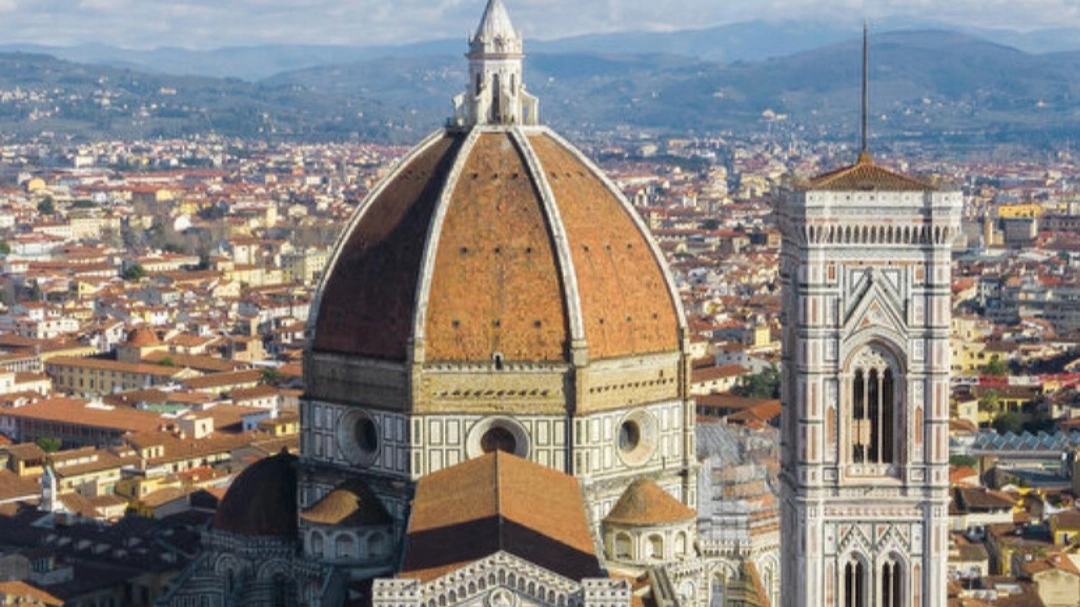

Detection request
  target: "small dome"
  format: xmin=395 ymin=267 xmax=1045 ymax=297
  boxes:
xmin=213 ymin=450 xmax=298 ymax=538
xmin=604 ymin=479 xmax=696 ymax=526
xmin=126 ymin=327 xmax=161 ymax=348
xmin=300 ymin=478 xmax=392 ymax=527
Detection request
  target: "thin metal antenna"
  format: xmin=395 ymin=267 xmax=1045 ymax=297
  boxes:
xmin=860 ymin=20 xmax=870 ymax=161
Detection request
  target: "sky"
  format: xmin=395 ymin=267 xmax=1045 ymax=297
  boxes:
xmin=2 ymin=0 xmax=1080 ymax=49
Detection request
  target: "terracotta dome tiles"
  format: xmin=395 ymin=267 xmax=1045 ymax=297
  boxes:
xmin=312 ymin=127 xmax=682 ymax=366
xmin=314 ymin=134 xmax=464 ymax=360
xmin=212 ymin=450 xmax=298 ymax=538
xmin=424 ymin=132 xmax=569 ymax=363
xmin=300 ymin=477 xmax=392 ymax=527
xmin=603 ymin=478 xmax=696 ymax=526
xmin=529 ymin=134 xmax=680 ymax=360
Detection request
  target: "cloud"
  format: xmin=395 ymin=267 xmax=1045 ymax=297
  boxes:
xmin=0 ymin=0 xmax=1077 ymax=48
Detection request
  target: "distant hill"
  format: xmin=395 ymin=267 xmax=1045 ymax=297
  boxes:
xmin=4 ymin=19 xmax=1080 ymax=82
xmin=0 ymin=41 xmax=467 ymax=81
xmin=1 ymin=30 xmax=1080 ymax=144
xmin=0 ymin=52 xmax=415 ymax=141
xmin=0 ymin=21 xmax=855 ymax=81
xmin=262 ymin=30 xmax=1080 ymax=144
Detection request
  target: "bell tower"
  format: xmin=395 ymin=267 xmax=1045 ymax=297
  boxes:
xmin=778 ymin=27 xmax=962 ymax=607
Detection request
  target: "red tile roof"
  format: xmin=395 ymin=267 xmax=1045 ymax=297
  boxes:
xmin=806 ymin=155 xmax=936 ymax=192
xmin=400 ymin=451 xmax=602 ymax=582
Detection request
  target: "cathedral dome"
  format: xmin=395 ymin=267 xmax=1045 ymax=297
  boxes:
xmin=310 ymin=129 xmax=682 ymax=366
xmin=212 ymin=450 xmax=298 ymax=538
xmin=303 ymin=0 xmax=693 ymax=493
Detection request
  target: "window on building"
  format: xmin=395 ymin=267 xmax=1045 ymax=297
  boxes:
xmin=675 ymin=531 xmax=687 ymax=556
xmin=647 ymin=534 xmax=664 ymax=560
xmin=615 ymin=532 xmax=632 ymax=560
xmin=368 ymin=532 xmax=384 ymax=558
xmin=480 ymin=427 xmax=516 ymax=454
xmin=335 ymin=534 xmax=355 ymax=560
xmin=710 ymin=573 xmax=726 ymax=607
xmin=850 ymin=349 xmax=897 ymax=465
xmin=273 ymin=573 xmax=288 ymax=607
xmin=844 ymin=560 xmax=866 ymax=607
xmin=882 ymin=559 xmax=903 ymax=607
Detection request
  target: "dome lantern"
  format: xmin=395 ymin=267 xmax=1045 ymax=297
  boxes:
xmin=453 ymin=0 xmax=539 ymax=127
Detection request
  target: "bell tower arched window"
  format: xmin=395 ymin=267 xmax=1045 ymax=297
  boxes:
xmin=882 ymin=558 xmax=903 ymax=607
xmin=849 ymin=347 xmax=898 ymax=466
xmin=844 ymin=560 xmax=866 ymax=607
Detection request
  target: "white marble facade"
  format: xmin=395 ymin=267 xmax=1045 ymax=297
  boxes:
xmin=779 ymin=175 xmax=961 ymax=607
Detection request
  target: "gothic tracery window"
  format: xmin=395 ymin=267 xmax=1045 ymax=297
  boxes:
xmin=850 ymin=347 xmax=897 ymax=466
xmin=882 ymin=558 xmax=904 ymax=607
xmin=844 ymin=560 xmax=866 ymax=607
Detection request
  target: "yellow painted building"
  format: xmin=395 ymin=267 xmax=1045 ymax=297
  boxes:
xmin=996 ymin=203 xmax=1042 ymax=219
xmin=45 ymin=356 xmax=196 ymax=395
xmin=951 ymin=315 xmax=993 ymax=375
xmin=1049 ymin=510 xmax=1080 ymax=545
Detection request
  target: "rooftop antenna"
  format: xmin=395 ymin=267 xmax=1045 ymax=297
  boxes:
xmin=859 ymin=20 xmax=871 ymax=163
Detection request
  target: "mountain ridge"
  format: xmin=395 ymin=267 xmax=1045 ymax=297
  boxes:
xmin=0 ymin=29 xmax=1077 ymax=145
xmin=5 ymin=19 xmax=1080 ymax=81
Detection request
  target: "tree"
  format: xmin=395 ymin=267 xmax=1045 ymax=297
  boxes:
xmin=260 ymin=367 xmax=283 ymax=386
xmin=158 ymin=356 xmax=176 ymax=367
xmin=36 ymin=437 xmax=61 ymax=453
xmin=37 ymin=196 xmax=55 ymax=216
xmin=122 ymin=264 xmax=146 ymax=281
xmin=983 ymin=354 xmax=1007 ymax=376
xmin=978 ymin=389 xmax=1000 ymax=413
xmin=733 ymin=364 xmax=781 ymax=399
xmin=0 ymin=240 xmax=10 ymax=255
xmin=99 ymin=226 xmax=123 ymax=249
xmin=992 ymin=411 xmax=1023 ymax=434
xmin=949 ymin=454 xmax=978 ymax=468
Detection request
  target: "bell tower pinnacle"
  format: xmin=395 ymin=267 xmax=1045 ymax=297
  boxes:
xmin=453 ymin=0 xmax=539 ymax=127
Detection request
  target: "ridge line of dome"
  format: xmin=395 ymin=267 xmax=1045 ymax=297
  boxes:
xmin=408 ymin=128 xmax=485 ymax=365
xmin=541 ymin=129 xmax=691 ymax=340
xmin=508 ymin=125 xmax=588 ymax=365
xmin=307 ymin=129 xmax=451 ymax=349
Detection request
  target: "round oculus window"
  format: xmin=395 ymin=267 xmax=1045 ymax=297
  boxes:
xmin=619 ymin=420 xmax=641 ymax=453
xmin=354 ymin=416 xmax=378 ymax=454
xmin=616 ymin=410 xmax=658 ymax=466
xmin=480 ymin=426 xmax=518 ymax=454
xmin=336 ymin=409 xmax=380 ymax=467
xmin=466 ymin=417 xmax=529 ymax=459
